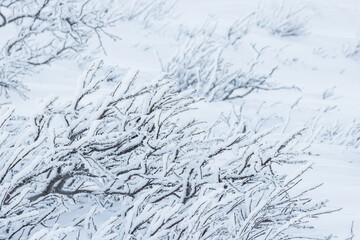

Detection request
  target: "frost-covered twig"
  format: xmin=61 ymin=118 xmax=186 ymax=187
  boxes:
xmin=0 ymin=62 xmax=329 ymax=239
xmin=256 ymin=1 xmax=310 ymax=37
xmin=317 ymin=119 xmax=360 ymax=149
xmin=0 ymin=0 xmax=120 ymax=99
xmin=165 ymin=36 xmax=293 ymax=102
xmin=0 ymin=0 xmax=175 ymax=99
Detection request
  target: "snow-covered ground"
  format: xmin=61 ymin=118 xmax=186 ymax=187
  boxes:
xmin=3 ymin=0 xmax=360 ymax=238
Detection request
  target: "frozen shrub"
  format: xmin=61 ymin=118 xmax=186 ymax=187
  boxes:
xmin=165 ymin=37 xmax=279 ymax=102
xmin=120 ymin=0 xmax=175 ymax=28
xmin=317 ymin=120 xmax=360 ymax=149
xmin=226 ymin=14 xmax=254 ymax=46
xmin=0 ymin=0 xmax=175 ymax=99
xmin=256 ymin=1 xmax=310 ymax=37
xmin=0 ymin=0 xmax=120 ymax=99
xmin=0 ymin=61 xmax=329 ymax=239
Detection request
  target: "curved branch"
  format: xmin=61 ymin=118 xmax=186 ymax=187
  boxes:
xmin=0 ymin=12 xmax=6 ymax=27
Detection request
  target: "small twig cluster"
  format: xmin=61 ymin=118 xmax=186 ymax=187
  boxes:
xmin=0 ymin=0 xmax=121 ymax=99
xmin=120 ymin=0 xmax=175 ymax=28
xmin=165 ymin=36 xmax=290 ymax=102
xmin=317 ymin=119 xmax=360 ymax=149
xmin=165 ymin=9 xmax=304 ymax=103
xmin=256 ymin=1 xmax=310 ymax=37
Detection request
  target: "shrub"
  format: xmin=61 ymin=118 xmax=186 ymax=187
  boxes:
xmin=0 ymin=0 xmax=175 ymax=99
xmin=256 ymin=1 xmax=310 ymax=37
xmin=317 ymin=119 xmax=360 ymax=149
xmin=0 ymin=0 xmax=121 ymax=99
xmin=120 ymin=0 xmax=175 ymax=28
xmin=0 ymin=61 xmax=328 ymax=239
xmin=165 ymin=37 xmax=279 ymax=102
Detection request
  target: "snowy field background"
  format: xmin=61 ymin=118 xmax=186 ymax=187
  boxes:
xmin=1 ymin=0 xmax=360 ymax=239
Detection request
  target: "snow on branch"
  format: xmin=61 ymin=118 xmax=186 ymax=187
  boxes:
xmin=165 ymin=36 xmax=293 ymax=102
xmin=120 ymin=0 xmax=175 ymax=28
xmin=0 ymin=0 xmax=120 ymax=99
xmin=317 ymin=119 xmax=360 ymax=149
xmin=0 ymin=61 xmax=328 ymax=239
xmin=0 ymin=0 xmax=175 ymax=99
xmin=256 ymin=1 xmax=311 ymax=37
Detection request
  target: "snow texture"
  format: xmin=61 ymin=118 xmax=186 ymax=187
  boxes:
xmin=1 ymin=0 xmax=360 ymax=239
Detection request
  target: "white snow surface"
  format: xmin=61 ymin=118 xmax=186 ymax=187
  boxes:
xmin=3 ymin=0 xmax=360 ymax=238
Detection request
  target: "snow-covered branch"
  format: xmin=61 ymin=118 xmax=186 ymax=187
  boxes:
xmin=256 ymin=1 xmax=311 ymax=37
xmin=0 ymin=0 xmax=175 ymax=99
xmin=165 ymin=37 xmax=285 ymax=102
xmin=0 ymin=0 xmax=120 ymax=99
xmin=0 ymin=61 xmax=329 ymax=239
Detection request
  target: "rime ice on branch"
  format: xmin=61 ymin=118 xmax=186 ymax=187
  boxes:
xmin=0 ymin=61 xmax=328 ymax=239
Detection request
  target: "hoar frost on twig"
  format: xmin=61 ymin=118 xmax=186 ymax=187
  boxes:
xmin=256 ymin=1 xmax=311 ymax=37
xmin=0 ymin=0 xmax=175 ymax=99
xmin=165 ymin=12 xmax=302 ymax=102
xmin=0 ymin=61 xmax=330 ymax=239
xmin=0 ymin=0 xmax=120 ymax=99
xmin=165 ymin=36 xmax=296 ymax=102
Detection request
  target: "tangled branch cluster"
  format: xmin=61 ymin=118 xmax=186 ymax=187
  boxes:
xmin=165 ymin=37 xmax=279 ymax=102
xmin=0 ymin=0 xmax=120 ymax=99
xmin=0 ymin=62 xmax=326 ymax=239
xmin=317 ymin=119 xmax=360 ymax=149
xmin=256 ymin=2 xmax=310 ymax=37
xmin=0 ymin=0 xmax=175 ymax=99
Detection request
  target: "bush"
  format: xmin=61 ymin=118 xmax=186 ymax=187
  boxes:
xmin=317 ymin=119 xmax=360 ymax=149
xmin=0 ymin=0 xmax=121 ymax=99
xmin=256 ymin=1 xmax=310 ymax=37
xmin=0 ymin=61 xmax=328 ymax=239
xmin=165 ymin=37 xmax=279 ymax=102
xmin=0 ymin=0 xmax=175 ymax=99
xmin=120 ymin=0 xmax=175 ymax=28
